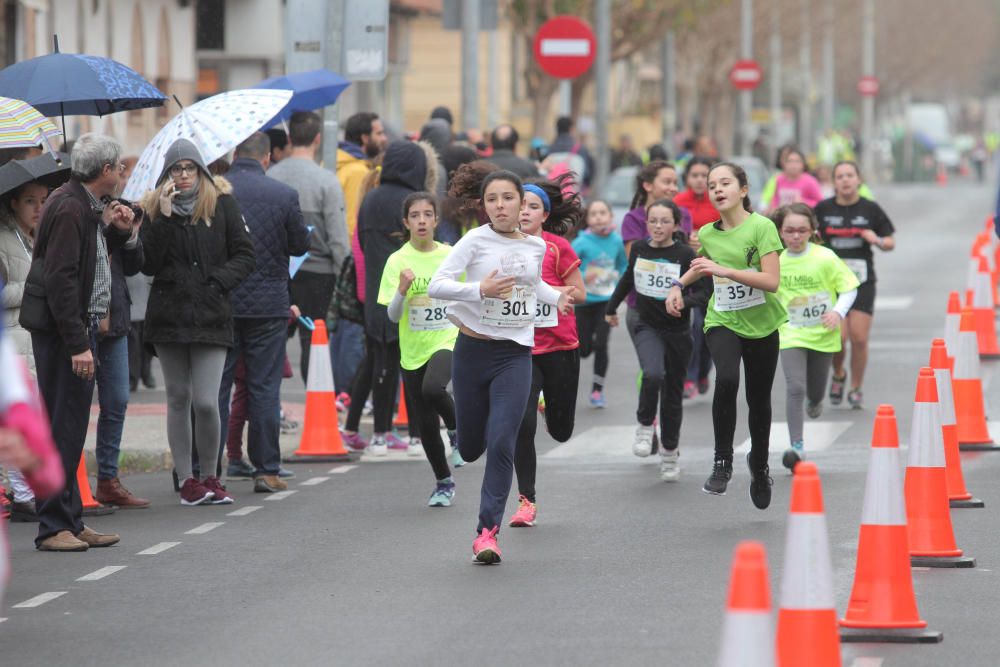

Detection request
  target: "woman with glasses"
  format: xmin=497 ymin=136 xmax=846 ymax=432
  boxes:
xmin=141 ymin=139 xmax=255 ymax=507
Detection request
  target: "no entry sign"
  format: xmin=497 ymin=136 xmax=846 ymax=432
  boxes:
xmin=729 ymin=59 xmax=763 ymax=91
xmin=857 ymin=75 xmax=880 ymax=97
xmin=533 ymin=16 xmax=596 ymax=80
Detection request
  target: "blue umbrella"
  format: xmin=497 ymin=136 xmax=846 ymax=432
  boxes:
xmin=254 ymin=69 xmax=350 ymax=130
xmin=0 ymin=36 xmax=166 ymax=133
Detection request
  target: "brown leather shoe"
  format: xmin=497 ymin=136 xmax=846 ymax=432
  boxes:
xmin=253 ymin=475 xmax=288 ymax=493
xmin=96 ymin=478 xmax=150 ymax=509
xmin=77 ymin=526 xmax=120 ymax=548
xmin=38 ymin=530 xmax=89 ymax=552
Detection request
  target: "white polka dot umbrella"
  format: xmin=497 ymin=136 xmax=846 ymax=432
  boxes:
xmin=122 ymin=88 xmax=293 ymax=201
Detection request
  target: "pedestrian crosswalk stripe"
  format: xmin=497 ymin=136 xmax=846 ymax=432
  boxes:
xmin=77 ymin=566 xmax=127 ymax=582
xmin=735 ymin=421 xmax=852 ymax=454
xmin=544 ymin=425 xmax=644 ymax=462
xmin=13 ymin=592 xmax=66 ymax=608
xmin=137 ymin=541 xmax=180 ymax=555
xmin=185 ymin=522 xmax=224 ymax=535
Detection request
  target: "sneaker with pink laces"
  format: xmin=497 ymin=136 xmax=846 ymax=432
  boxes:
xmin=179 ymin=478 xmax=214 ymax=506
xmin=202 ymin=477 xmax=234 ymax=505
xmin=508 ymin=495 xmax=537 ymax=527
xmin=384 ymin=432 xmax=409 ymax=451
xmin=472 ymin=526 xmax=501 ymax=564
xmin=683 ymin=380 xmax=697 ymax=399
xmin=341 ymin=431 xmax=368 ymax=452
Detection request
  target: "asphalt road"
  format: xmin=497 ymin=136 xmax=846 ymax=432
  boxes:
xmin=3 ymin=180 xmax=999 ymax=666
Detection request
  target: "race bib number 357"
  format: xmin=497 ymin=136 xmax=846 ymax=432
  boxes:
xmin=480 ymin=285 xmax=537 ymax=328
xmin=713 ymin=275 xmax=765 ymax=312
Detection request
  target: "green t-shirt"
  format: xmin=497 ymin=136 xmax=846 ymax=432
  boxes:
xmin=698 ymin=211 xmax=787 ymax=339
xmin=377 ymin=242 xmax=459 ymax=370
xmin=777 ymin=243 xmax=860 ymax=352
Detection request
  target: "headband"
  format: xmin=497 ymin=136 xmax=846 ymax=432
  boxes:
xmin=522 ymin=184 xmax=551 ymax=212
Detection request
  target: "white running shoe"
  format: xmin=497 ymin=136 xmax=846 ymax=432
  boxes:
xmin=660 ymin=449 xmax=680 ymax=482
xmin=632 ymin=424 xmax=655 ymax=457
xmin=407 ymin=437 xmax=424 ymax=457
xmin=369 ymin=435 xmax=388 ymax=457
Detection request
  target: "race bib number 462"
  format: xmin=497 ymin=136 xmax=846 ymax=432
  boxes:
xmin=713 ymin=275 xmax=765 ymax=312
xmin=634 ymin=258 xmax=680 ymax=299
xmin=408 ymin=295 xmax=453 ymax=331
xmin=480 ymin=285 xmax=537 ymax=328
xmin=787 ymin=293 xmax=832 ymax=328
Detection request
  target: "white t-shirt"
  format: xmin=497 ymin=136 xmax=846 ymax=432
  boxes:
xmin=428 ymin=224 xmax=562 ymax=347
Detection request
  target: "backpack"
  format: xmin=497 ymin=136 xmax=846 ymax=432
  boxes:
xmin=326 ymin=254 xmax=364 ymax=332
xmin=541 ymin=142 xmax=586 ymax=193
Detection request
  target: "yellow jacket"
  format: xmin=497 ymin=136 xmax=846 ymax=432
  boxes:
xmin=336 ymin=147 xmax=372 ymax=237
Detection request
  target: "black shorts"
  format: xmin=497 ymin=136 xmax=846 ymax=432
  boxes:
xmin=850 ymin=282 xmax=876 ymax=315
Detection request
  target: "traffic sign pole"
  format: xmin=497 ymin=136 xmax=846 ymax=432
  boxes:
xmin=738 ymin=0 xmax=753 ymax=155
xmin=861 ymin=0 xmax=875 ymax=179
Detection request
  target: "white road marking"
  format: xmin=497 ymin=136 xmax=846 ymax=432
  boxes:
xmin=736 ymin=421 xmax=852 ymax=454
xmin=264 ymin=490 xmax=298 ymax=501
xmin=868 ymin=340 xmax=937 ymax=350
xmin=137 ymin=541 xmax=181 ymax=555
xmin=0 ymin=617 xmax=7 ymax=623
xmin=76 ymin=566 xmax=127 ymax=582
xmin=329 ymin=465 xmax=356 ymax=474
xmin=227 ymin=505 xmax=262 ymax=516
xmin=873 ymin=295 xmax=914 ymax=310
xmin=300 ymin=476 xmax=330 ymax=486
xmin=544 ymin=425 xmax=644 ymax=461
xmin=13 ymin=591 xmax=66 ymax=608
xmin=184 ymin=522 xmax=224 ymax=535
xmin=849 ymin=658 xmax=884 ymax=667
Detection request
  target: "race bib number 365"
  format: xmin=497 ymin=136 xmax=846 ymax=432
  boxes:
xmin=408 ymin=295 xmax=452 ymax=331
xmin=713 ymin=275 xmax=765 ymax=312
xmin=634 ymin=258 xmax=680 ymax=299
xmin=480 ymin=285 xmax=537 ymax=328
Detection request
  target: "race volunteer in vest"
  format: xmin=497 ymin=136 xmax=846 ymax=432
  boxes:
xmin=814 ymin=160 xmax=895 ymax=410
xmin=428 ymin=170 xmax=572 ymax=565
xmin=666 ymin=162 xmax=785 ymax=510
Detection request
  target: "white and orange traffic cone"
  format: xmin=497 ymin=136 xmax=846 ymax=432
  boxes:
xmin=905 ymin=368 xmax=976 ymax=568
xmin=284 ymin=320 xmax=354 ymax=462
xmin=929 ymin=339 xmax=983 ymax=509
xmin=776 ymin=462 xmax=840 ymax=667
xmin=954 ymin=307 xmax=998 ymax=450
xmin=943 ymin=291 xmax=961 ymax=372
xmin=840 ymin=405 xmax=942 ymax=644
xmin=966 ymin=256 xmax=1000 ymax=357
xmin=78 ymin=454 xmax=114 ymax=516
xmin=718 ymin=541 xmax=775 ymax=667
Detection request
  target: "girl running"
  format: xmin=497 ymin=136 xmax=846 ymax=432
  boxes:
xmin=773 ymin=204 xmax=858 ymax=470
xmin=814 ymin=161 xmax=895 ymax=410
xmin=621 ymin=160 xmax=691 ymax=256
xmin=674 ymin=156 xmax=719 ymax=400
xmin=606 ymin=199 xmax=708 ymax=481
xmin=510 ymin=178 xmax=585 ymax=528
xmin=572 ymin=199 xmax=627 ymax=408
xmin=428 ymin=170 xmax=572 ymax=564
xmin=764 ymin=147 xmax=823 ymax=212
xmin=378 ymin=192 xmax=461 ymax=506
xmin=666 ymin=162 xmax=786 ymax=509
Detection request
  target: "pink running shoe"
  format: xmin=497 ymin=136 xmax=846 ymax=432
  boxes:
xmin=472 ymin=526 xmax=501 ymax=564
xmin=341 ymin=431 xmax=368 ymax=452
xmin=683 ymin=380 xmax=697 ymax=400
xmin=508 ymin=495 xmax=537 ymax=527
xmin=384 ymin=432 xmax=409 ymax=451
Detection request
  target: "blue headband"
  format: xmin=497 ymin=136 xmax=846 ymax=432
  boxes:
xmin=523 ymin=184 xmax=551 ymax=212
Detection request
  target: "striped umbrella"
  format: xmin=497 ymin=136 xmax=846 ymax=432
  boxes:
xmin=0 ymin=96 xmax=61 ymax=152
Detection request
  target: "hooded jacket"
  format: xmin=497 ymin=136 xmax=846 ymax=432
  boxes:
xmin=336 ymin=141 xmax=371 ymax=238
xmin=141 ymin=144 xmax=255 ymax=348
xmin=418 ymin=119 xmax=449 ymax=199
xmin=357 ymin=140 xmax=437 ymax=343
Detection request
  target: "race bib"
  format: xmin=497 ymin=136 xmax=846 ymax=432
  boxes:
xmin=584 ymin=263 xmax=618 ymax=298
xmin=844 ymin=259 xmax=868 ymax=284
xmin=534 ymin=299 xmax=558 ymax=328
xmin=787 ymin=293 xmax=833 ymax=328
xmin=713 ymin=275 xmax=765 ymax=312
xmin=480 ymin=284 xmax=537 ymax=328
xmin=408 ymin=295 xmax=452 ymax=331
xmin=634 ymin=258 xmax=680 ymax=299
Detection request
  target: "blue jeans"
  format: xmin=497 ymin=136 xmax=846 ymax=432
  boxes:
xmin=330 ymin=319 xmax=364 ymax=395
xmin=218 ymin=318 xmax=287 ymax=476
xmin=95 ymin=334 xmax=130 ymax=480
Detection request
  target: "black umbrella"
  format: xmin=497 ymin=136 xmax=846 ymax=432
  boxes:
xmin=0 ymin=152 xmax=71 ymax=198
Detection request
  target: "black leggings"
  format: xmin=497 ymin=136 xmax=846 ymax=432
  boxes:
xmin=632 ymin=322 xmax=692 ymax=450
xmin=344 ymin=336 xmax=400 ymax=433
xmin=575 ymin=302 xmax=611 ymax=391
xmin=401 ymin=350 xmax=457 ymax=481
xmin=514 ymin=349 xmax=580 ymax=502
xmin=705 ymin=327 xmax=780 ymax=470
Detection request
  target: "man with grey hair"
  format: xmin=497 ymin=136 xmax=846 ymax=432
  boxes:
xmin=22 ymin=133 xmax=136 ymax=551
xmin=218 ymin=132 xmax=310 ymax=492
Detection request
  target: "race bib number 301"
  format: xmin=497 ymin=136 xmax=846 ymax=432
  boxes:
xmin=408 ymin=295 xmax=453 ymax=331
xmin=713 ymin=275 xmax=765 ymax=312
xmin=787 ymin=293 xmax=832 ymax=328
xmin=634 ymin=258 xmax=680 ymax=299
xmin=480 ymin=285 xmax=537 ymax=328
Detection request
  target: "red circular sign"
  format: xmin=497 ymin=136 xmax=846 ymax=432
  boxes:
xmin=858 ymin=75 xmax=880 ymax=97
xmin=729 ymin=59 xmax=763 ymax=91
xmin=533 ymin=16 xmax=596 ymax=80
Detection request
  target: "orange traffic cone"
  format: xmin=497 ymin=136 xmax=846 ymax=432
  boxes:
xmin=284 ymin=321 xmax=353 ymax=462
xmin=840 ymin=405 xmax=942 ymax=644
xmin=974 ymin=233 xmax=999 ymax=306
xmin=905 ymin=368 xmax=976 ymax=568
xmin=718 ymin=541 xmax=775 ymax=667
xmin=967 ymin=256 xmax=1000 ymax=357
xmin=929 ymin=339 xmax=983 ymax=509
xmin=393 ymin=380 xmax=409 ymax=428
xmin=943 ymin=291 xmax=961 ymax=372
xmin=776 ymin=462 xmax=840 ymax=667
xmin=77 ymin=455 xmax=114 ymax=516
xmin=954 ymin=307 xmax=997 ymax=450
